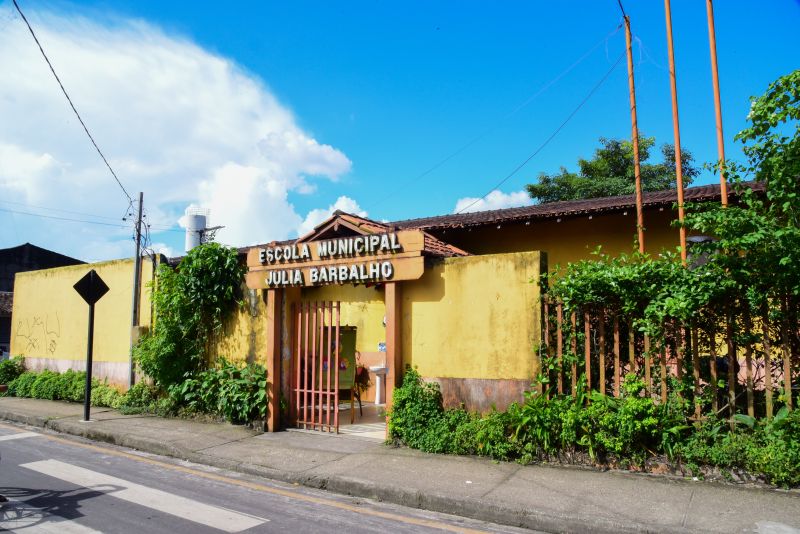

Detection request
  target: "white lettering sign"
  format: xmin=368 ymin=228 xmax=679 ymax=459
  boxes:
xmin=266 ymin=261 xmax=395 ymax=288
xmin=258 ymin=233 xmax=402 ymax=265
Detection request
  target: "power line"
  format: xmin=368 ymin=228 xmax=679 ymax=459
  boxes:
xmin=0 ymin=207 xmax=132 ymax=228
xmin=456 ymin=51 xmax=626 ymax=214
xmin=0 ymin=199 xmax=128 ymax=222
xmin=0 ymin=199 xmax=183 ymax=233
xmin=11 ymin=0 xmax=133 ymax=204
xmin=367 ymin=22 xmax=624 ymax=211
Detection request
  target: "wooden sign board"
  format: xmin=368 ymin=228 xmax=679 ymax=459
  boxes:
xmin=246 ymin=230 xmax=426 ymax=289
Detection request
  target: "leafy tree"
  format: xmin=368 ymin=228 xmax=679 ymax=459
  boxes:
xmin=526 ymin=136 xmax=699 ymax=203
xmin=685 ymin=69 xmax=800 ymax=310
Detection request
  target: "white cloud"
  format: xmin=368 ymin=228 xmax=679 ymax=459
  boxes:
xmin=151 ymin=242 xmax=175 ymax=258
xmin=453 ymin=190 xmax=532 ymax=213
xmin=0 ymin=8 xmax=351 ymax=259
xmin=298 ymin=196 xmax=367 ymax=237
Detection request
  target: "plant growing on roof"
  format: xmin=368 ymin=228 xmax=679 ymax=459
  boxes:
xmin=134 ymin=243 xmax=246 ymax=388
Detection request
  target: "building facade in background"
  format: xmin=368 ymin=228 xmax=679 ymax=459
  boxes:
xmin=0 ymin=243 xmax=84 ymax=357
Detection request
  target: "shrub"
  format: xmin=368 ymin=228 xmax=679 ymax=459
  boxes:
xmin=117 ymin=382 xmax=161 ymax=414
xmin=472 ymin=410 xmax=516 ymax=459
xmin=388 ymin=367 xmax=445 ymax=448
xmin=7 ymin=368 xmax=125 ymax=408
xmin=418 ymin=407 xmax=474 ymax=455
xmin=389 ymin=366 xmax=800 ymax=487
xmin=30 ymin=370 xmax=61 ymax=400
xmin=216 ymin=360 xmax=267 ymax=424
xmin=509 ymin=391 xmax=567 ymax=459
xmin=90 ymin=383 xmax=123 ymax=408
xmin=748 ymin=408 xmax=800 ymax=487
xmin=9 ymin=371 xmax=37 ymax=397
xmin=59 ymin=370 xmax=88 ymax=402
xmin=168 ymin=358 xmax=267 ymax=424
xmin=0 ymin=356 xmax=25 ymax=386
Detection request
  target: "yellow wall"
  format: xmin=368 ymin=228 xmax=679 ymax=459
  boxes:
xmin=434 ymin=208 xmax=681 ymax=273
xmin=211 ymin=288 xmax=268 ymax=367
xmin=301 ymin=284 xmax=386 ymax=356
xmin=402 ymin=252 xmax=544 ymax=380
xmin=218 ymin=253 xmax=545 ymax=383
xmin=10 ymin=258 xmax=154 ymax=385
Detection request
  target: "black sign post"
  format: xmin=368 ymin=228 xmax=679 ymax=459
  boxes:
xmin=73 ymin=269 xmax=109 ymax=422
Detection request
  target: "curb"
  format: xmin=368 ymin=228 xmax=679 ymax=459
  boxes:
xmin=0 ymin=409 xmax=690 ymax=534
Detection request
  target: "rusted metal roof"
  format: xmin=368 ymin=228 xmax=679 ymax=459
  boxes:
xmin=199 ymin=182 xmax=761 ymax=266
xmin=391 ymin=182 xmax=762 ymax=231
xmin=0 ymin=291 xmax=12 ymax=315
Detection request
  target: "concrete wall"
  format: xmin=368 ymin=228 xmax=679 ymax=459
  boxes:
xmin=10 ymin=258 xmax=154 ymax=387
xmin=211 ymin=288 xmax=268 ymax=367
xmin=215 ymin=252 xmax=546 ymax=413
xmin=402 ymin=252 xmax=545 ymax=411
xmin=430 ymin=208 xmax=681 ymax=273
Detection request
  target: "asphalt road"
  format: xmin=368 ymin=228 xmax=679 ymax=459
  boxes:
xmin=0 ymin=422 xmax=535 ymax=534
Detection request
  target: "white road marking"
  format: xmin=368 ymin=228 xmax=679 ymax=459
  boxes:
xmin=20 ymin=460 xmax=267 ymax=532
xmin=0 ymin=431 xmax=41 ymax=442
xmin=0 ymin=496 xmax=103 ymax=533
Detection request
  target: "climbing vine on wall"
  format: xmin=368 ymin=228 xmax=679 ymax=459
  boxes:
xmin=134 ymin=243 xmax=246 ymax=388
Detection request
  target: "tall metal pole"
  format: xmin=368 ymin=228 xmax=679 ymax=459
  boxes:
xmin=624 ymin=15 xmax=645 ymax=253
xmin=706 ymin=0 xmax=728 ymax=206
xmin=664 ymin=0 xmax=688 ymax=263
xmin=129 ymin=191 xmax=143 ymax=387
xmin=83 ymin=302 xmax=95 ymax=422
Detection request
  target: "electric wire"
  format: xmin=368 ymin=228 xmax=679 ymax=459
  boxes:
xmin=456 ymin=51 xmax=626 ymax=214
xmin=367 ymin=23 xmax=624 ymax=211
xmin=0 ymin=205 xmax=184 ymax=233
xmin=0 ymin=199 xmax=129 ymax=222
xmin=0 ymin=207 xmax=131 ymax=229
xmin=11 ymin=0 xmax=133 ymax=204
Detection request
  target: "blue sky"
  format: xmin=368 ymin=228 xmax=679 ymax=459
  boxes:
xmin=0 ymin=1 xmax=798 ymax=260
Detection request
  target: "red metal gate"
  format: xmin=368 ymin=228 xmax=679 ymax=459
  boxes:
xmin=292 ymin=301 xmax=341 ymax=432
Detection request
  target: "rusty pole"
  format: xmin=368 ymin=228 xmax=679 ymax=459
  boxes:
xmin=664 ymin=0 xmax=688 ymax=263
xmin=624 ymin=15 xmax=645 ymax=253
xmin=706 ymin=0 xmax=728 ymax=206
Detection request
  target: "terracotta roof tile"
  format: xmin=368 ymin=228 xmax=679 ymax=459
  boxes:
xmin=206 ymin=182 xmax=762 ymax=265
xmin=422 ymin=232 xmax=470 ymax=257
xmin=391 ymin=182 xmax=763 ymax=231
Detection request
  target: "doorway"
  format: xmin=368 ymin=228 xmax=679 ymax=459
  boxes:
xmin=291 ymin=301 xmax=355 ymax=433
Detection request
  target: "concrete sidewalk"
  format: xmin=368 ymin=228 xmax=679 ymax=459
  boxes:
xmin=1 ymin=397 xmax=798 ymax=534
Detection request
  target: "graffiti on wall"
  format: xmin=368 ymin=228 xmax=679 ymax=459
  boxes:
xmin=15 ymin=313 xmax=61 ymax=355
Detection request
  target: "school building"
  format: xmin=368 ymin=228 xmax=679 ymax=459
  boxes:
xmin=9 ymin=183 xmax=733 ymax=433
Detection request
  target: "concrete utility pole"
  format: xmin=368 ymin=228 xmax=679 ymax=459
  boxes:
xmin=706 ymin=0 xmax=728 ymax=206
xmin=664 ymin=0 xmax=688 ymax=263
xmin=623 ymin=14 xmax=645 ymax=253
xmin=129 ymin=191 xmax=143 ymax=387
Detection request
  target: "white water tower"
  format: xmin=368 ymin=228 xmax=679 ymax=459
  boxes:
xmin=184 ymin=207 xmax=209 ymax=252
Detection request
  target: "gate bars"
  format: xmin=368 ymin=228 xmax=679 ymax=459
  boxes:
xmin=542 ymin=299 xmax=796 ymax=420
xmin=292 ymin=301 xmax=341 ymax=432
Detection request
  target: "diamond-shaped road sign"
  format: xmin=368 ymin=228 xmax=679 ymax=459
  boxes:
xmin=73 ymin=269 xmax=109 ymax=305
